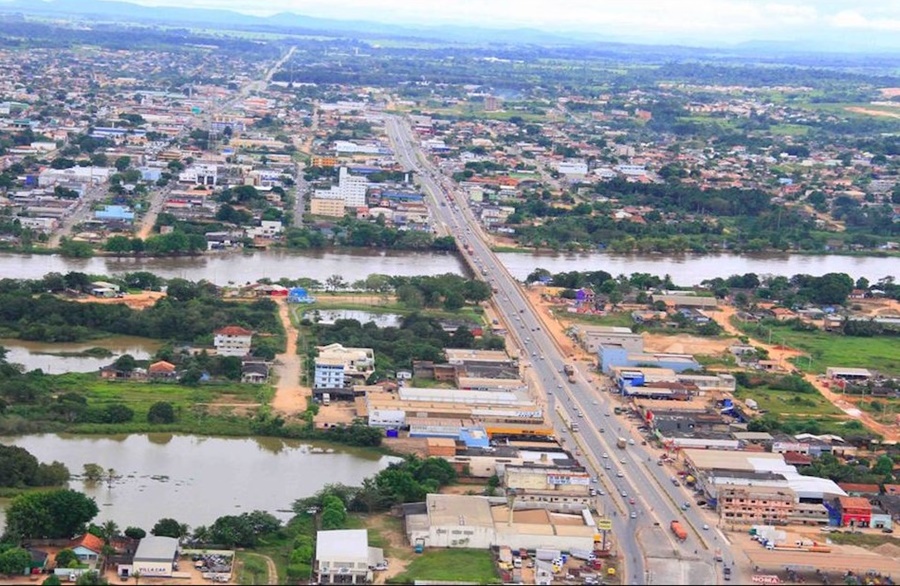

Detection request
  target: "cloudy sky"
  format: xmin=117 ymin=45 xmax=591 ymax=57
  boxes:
xmin=108 ymin=0 xmax=900 ymax=46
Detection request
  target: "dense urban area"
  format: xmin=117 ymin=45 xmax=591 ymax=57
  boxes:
xmin=0 ymin=3 xmax=897 ymax=586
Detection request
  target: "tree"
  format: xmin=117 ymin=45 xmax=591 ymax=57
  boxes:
xmin=104 ymin=235 xmax=133 ymax=254
xmin=114 ymin=156 xmax=131 ymax=172
xmin=147 ymin=401 xmax=176 ymax=424
xmin=59 ymin=238 xmax=94 ymax=258
xmin=54 ymin=549 xmax=78 ymax=568
xmin=100 ymin=519 xmax=119 ymax=543
xmin=113 ymin=354 xmax=137 ymax=372
xmin=75 ymin=571 xmax=109 ymax=585
xmin=124 ymin=526 xmax=146 ymax=540
xmin=43 ymin=574 xmax=62 ymax=586
xmin=151 ymin=518 xmax=188 ymax=539
xmin=0 ymin=547 xmax=31 ymax=575
xmin=83 ymin=463 xmax=105 ymax=483
xmin=4 ymin=489 xmax=99 ymax=539
xmin=873 ymin=455 xmax=894 ymax=477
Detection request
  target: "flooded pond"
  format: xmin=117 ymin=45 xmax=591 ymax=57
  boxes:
xmin=0 ymin=336 xmax=162 ymax=374
xmin=302 ymin=309 xmax=403 ymax=327
xmin=0 ymin=433 xmax=399 ymax=529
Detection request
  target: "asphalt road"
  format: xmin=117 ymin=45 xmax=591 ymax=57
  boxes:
xmin=384 ymin=114 xmax=724 ymax=585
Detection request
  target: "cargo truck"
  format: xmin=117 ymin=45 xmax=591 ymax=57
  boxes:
xmin=564 ymin=364 xmax=576 ymax=382
xmin=616 ymin=437 xmax=627 ymax=449
xmin=670 ymin=520 xmax=688 ymax=541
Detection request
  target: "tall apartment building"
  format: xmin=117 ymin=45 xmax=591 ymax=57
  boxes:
xmin=718 ymin=486 xmax=794 ymax=525
xmin=313 ymin=167 xmax=368 ymax=208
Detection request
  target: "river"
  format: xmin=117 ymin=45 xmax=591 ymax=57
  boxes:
xmin=496 ymin=251 xmax=898 ymax=285
xmin=0 ymin=336 xmax=161 ymax=374
xmin=0 ymin=434 xmax=399 ymax=530
xmin=0 ymin=250 xmax=895 ymax=286
xmin=0 ymin=249 xmax=467 ymax=284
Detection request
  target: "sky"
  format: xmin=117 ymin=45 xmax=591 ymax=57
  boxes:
xmin=65 ymin=0 xmax=900 ymax=47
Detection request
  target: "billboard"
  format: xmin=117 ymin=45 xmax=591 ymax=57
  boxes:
xmin=547 ymin=474 xmax=590 ymax=486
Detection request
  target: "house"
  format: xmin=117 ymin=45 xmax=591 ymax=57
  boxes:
xmin=837 ymin=496 xmax=872 ymax=527
xmin=99 ymin=365 xmax=148 ymax=381
xmin=214 ymin=326 xmax=253 ymax=357
xmin=148 ymin=361 xmax=177 ymax=380
xmin=314 ymin=343 xmax=375 ymax=389
xmin=28 ymin=549 xmax=49 ymax=574
xmin=68 ymin=533 xmax=104 ymax=563
xmin=314 ymin=529 xmax=382 ymax=584
xmin=241 ymin=361 xmax=270 ymax=383
xmin=288 ymin=287 xmax=316 ymax=304
xmin=130 ymin=536 xmax=178 ymax=578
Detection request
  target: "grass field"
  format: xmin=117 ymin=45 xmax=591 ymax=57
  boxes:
xmin=557 ymin=310 xmax=635 ymax=329
xmin=733 ymin=386 xmax=844 ymax=416
xmin=734 ymin=320 xmax=900 ymax=375
xmin=388 ymin=549 xmax=497 ymax=585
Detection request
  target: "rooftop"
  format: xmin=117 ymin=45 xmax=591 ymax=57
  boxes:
xmin=215 ymin=325 xmax=252 ymax=336
xmin=134 ymin=536 xmax=178 ymax=562
xmin=316 ymin=529 xmax=369 ymax=561
xmin=426 ymin=493 xmax=494 ymax=528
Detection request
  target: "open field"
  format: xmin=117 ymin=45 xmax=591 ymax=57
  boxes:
xmin=388 ymin=548 xmax=497 ymax=585
xmin=733 ymin=386 xmax=845 ymax=416
xmin=733 ymin=320 xmax=900 ymax=375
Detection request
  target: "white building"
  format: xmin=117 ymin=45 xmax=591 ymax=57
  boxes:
xmin=38 ymin=166 xmax=110 ymax=187
xmin=246 ymin=220 xmax=283 ymax=239
xmin=178 ymin=163 xmax=218 ymax=185
xmin=213 ymin=325 xmax=253 ymax=357
xmin=405 ymin=494 xmax=596 ymax=551
xmin=615 ymin=164 xmax=647 ymax=176
xmin=333 ymin=140 xmax=383 ymax=155
xmin=313 ymin=343 xmax=375 ymax=389
xmin=130 ymin=536 xmax=178 ymax=578
xmin=313 ymin=167 xmax=368 ymax=208
xmin=557 ymin=160 xmax=588 ymax=176
xmin=315 ymin=529 xmax=383 ymax=584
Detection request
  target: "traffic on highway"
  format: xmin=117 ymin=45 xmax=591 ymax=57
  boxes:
xmin=384 ymin=114 xmax=728 ymax=585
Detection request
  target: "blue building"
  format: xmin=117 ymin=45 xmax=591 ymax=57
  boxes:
xmin=138 ymin=167 xmax=163 ymax=182
xmin=94 ymin=205 xmax=135 ymax=222
xmin=288 ymin=287 xmax=316 ymax=304
xmin=597 ymin=343 xmax=700 ymax=374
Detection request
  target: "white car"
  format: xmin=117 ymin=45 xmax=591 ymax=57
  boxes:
xmin=616 ymin=471 xmax=624 ymax=478
xmin=702 ymin=524 xmax=710 ymax=531
xmin=602 ymin=453 xmax=609 ymax=459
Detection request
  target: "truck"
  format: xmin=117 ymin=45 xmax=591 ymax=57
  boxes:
xmin=616 ymin=437 xmax=627 ymax=449
xmin=670 ymin=520 xmax=688 ymax=541
xmin=322 ymin=393 xmax=331 ymax=406
xmin=569 ymin=548 xmax=596 ymax=562
xmin=535 ymin=548 xmax=561 ymax=562
xmin=564 ymin=363 xmax=576 ymax=381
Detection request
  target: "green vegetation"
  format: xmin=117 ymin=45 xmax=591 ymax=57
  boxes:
xmin=0 ymin=273 xmax=283 ymax=347
xmin=388 ymin=549 xmax=497 ymax=585
xmin=735 ymin=319 xmax=900 ymax=375
xmin=825 ymin=532 xmax=900 ymax=548
xmin=0 ymin=444 xmax=70 ymax=489
xmin=733 ymin=386 xmax=842 ymax=416
xmin=3 ymin=489 xmax=99 ymax=540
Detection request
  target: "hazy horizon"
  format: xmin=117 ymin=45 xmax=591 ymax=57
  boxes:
xmin=11 ymin=0 xmax=900 ymax=50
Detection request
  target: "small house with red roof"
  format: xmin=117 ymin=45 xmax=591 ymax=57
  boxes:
xmin=69 ymin=533 xmax=104 ymax=563
xmin=213 ymin=325 xmax=253 ymax=357
xmin=148 ymin=360 xmax=177 ymax=380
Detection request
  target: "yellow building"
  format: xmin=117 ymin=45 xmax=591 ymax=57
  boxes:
xmin=310 ymin=197 xmax=346 ymax=217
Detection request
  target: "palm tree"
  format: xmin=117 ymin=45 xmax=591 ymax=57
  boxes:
xmin=132 ymin=571 xmax=141 ymax=586
xmin=100 ymin=520 xmax=119 ymax=544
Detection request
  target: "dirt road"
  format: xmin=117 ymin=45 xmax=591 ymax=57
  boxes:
xmin=73 ymin=291 xmax=166 ymax=310
xmin=270 ymin=298 xmax=310 ymax=414
xmin=711 ymin=305 xmax=898 ymax=441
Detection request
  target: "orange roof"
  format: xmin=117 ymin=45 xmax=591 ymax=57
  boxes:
xmin=70 ymin=533 xmax=104 ymax=553
xmin=215 ymin=326 xmax=252 ymax=336
xmin=149 ymin=361 xmax=176 ymax=373
xmin=838 ymin=496 xmax=871 ymax=509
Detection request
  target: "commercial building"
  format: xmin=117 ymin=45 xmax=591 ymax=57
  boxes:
xmin=599 ymin=343 xmax=701 ymax=374
xmin=213 ymin=326 xmax=253 ymax=357
xmin=504 ymin=464 xmax=592 ymax=508
xmin=570 ymin=325 xmax=644 ymax=353
xmin=837 ymin=496 xmax=871 ymax=527
xmin=445 ymin=349 xmax=516 ymax=368
xmin=314 ymin=343 xmax=375 ymax=389
xmin=314 ymin=529 xmax=383 ymax=584
xmin=683 ymin=449 xmax=845 ymax=524
xmin=131 ymin=536 xmax=178 ymax=578
xmin=404 ymin=494 xmax=596 ymax=552
xmin=718 ymin=486 xmax=795 ymax=525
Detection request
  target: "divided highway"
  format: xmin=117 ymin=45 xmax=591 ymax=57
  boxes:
xmin=385 ymin=114 xmax=725 ymax=585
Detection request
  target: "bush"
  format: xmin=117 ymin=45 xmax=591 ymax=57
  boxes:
xmin=147 ymin=401 xmax=176 ymax=424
